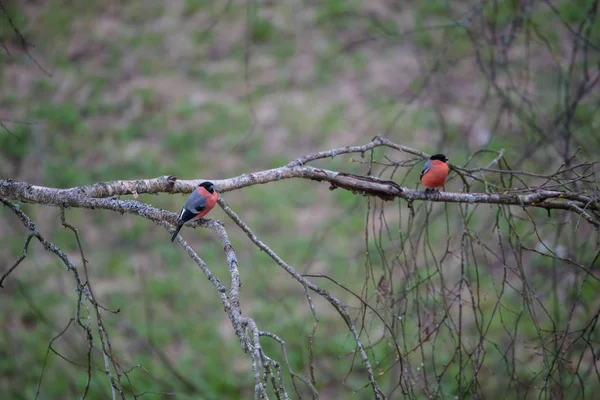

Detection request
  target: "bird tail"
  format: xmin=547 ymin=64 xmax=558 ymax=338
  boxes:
xmin=171 ymin=222 xmax=184 ymax=242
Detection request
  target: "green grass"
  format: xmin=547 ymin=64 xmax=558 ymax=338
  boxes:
xmin=0 ymin=125 xmax=31 ymax=161
xmin=273 ymin=39 xmax=296 ymax=63
xmin=555 ymin=0 xmax=597 ymax=24
xmin=414 ymin=18 xmax=435 ymax=49
xmin=482 ymin=0 xmax=516 ymax=26
xmin=182 ymin=0 xmax=212 ymax=17
xmin=2 ymin=0 xmax=600 ymax=398
xmin=418 ymin=0 xmax=451 ymax=16
xmin=248 ymin=17 xmax=275 ymax=44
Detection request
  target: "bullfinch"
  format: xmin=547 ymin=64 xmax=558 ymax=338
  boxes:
xmin=171 ymin=181 xmax=218 ymax=242
xmin=420 ymin=154 xmax=449 ymax=192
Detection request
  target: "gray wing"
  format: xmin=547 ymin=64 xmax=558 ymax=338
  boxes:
xmin=184 ymin=189 xmax=207 ymax=214
xmin=420 ymin=160 xmax=432 ymax=179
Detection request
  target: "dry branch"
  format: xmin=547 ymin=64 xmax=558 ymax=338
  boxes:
xmin=2 ymin=137 xmax=599 ymax=399
xmin=1 ymin=138 xmax=598 ymax=229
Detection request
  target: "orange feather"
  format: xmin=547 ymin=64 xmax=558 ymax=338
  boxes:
xmin=421 ymin=160 xmax=449 ymax=189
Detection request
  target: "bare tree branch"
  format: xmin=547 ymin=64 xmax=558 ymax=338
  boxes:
xmin=2 ymin=136 xmax=599 ymax=398
xmin=1 ymin=137 xmax=598 ymax=227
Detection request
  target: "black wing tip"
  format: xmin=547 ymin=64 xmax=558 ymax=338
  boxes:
xmin=171 ymin=223 xmax=183 ymax=242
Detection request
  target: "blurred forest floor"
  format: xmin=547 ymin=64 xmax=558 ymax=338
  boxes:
xmin=1 ymin=0 xmax=600 ymax=399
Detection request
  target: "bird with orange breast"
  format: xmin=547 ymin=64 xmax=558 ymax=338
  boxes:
xmin=171 ymin=181 xmax=218 ymax=242
xmin=420 ymin=154 xmax=449 ymax=193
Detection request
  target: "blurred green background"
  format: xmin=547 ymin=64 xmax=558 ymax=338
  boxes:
xmin=1 ymin=0 xmax=600 ymax=399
